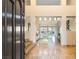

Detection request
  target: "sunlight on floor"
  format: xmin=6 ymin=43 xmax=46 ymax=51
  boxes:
xmin=25 ymin=43 xmax=76 ymax=59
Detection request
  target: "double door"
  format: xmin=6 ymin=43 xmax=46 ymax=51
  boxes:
xmin=39 ymin=26 xmax=58 ymax=43
xmin=2 ymin=0 xmax=25 ymax=59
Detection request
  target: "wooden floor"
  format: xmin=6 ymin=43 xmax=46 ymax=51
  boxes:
xmin=25 ymin=43 xmax=76 ymax=59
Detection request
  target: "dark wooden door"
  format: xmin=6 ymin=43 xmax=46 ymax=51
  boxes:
xmin=2 ymin=0 xmax=25 ymax=59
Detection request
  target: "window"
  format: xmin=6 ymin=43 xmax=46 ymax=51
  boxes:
xmin=25 ymin=0 xmax=30 ymax=5
xmin=66 ymin=0 xmax=76 ymax=5
xmin=36 ymin=0 xmax=61 ymax=5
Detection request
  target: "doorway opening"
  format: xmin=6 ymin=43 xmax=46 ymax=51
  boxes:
xmin=35 ymin=16 xmax=61 ymax=45
xmin=25 ymin=16 xmax=61 ymax=45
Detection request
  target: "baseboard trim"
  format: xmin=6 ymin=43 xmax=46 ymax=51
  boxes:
xmin=61 ymin=45 xmax=76 ymax=47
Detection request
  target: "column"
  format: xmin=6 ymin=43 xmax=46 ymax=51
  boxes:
xmin=29 ymin=16 xmax=36 ymax=43
xmin=60 ymin=16 xmax=67 ymax=45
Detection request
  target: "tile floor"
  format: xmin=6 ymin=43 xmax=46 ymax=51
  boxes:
xmin=25 ymin=43 xmax=76 ymax=59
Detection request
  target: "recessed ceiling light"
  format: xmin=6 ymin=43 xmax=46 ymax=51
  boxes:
xmin=57 ymin=18 xmax=60 ymax=21
xmin=49 ymin=17 xmax=52 ymax=21
xmin=39 ymin=17 xmax=42 ymax=21
xmin=54 ymin=17 xmax=56 ymax=21
xmin=44 ymin=17 xmax=47 ymax=21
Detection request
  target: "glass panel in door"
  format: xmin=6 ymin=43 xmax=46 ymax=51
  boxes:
xmin=39 ymin=26 xmax=48 ymax=42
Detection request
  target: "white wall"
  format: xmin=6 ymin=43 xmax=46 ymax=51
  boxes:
xmin=25 ymin=0 xmax=75 ymax=16
xmin=67 ymin=31 xmax=76 ymax=45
